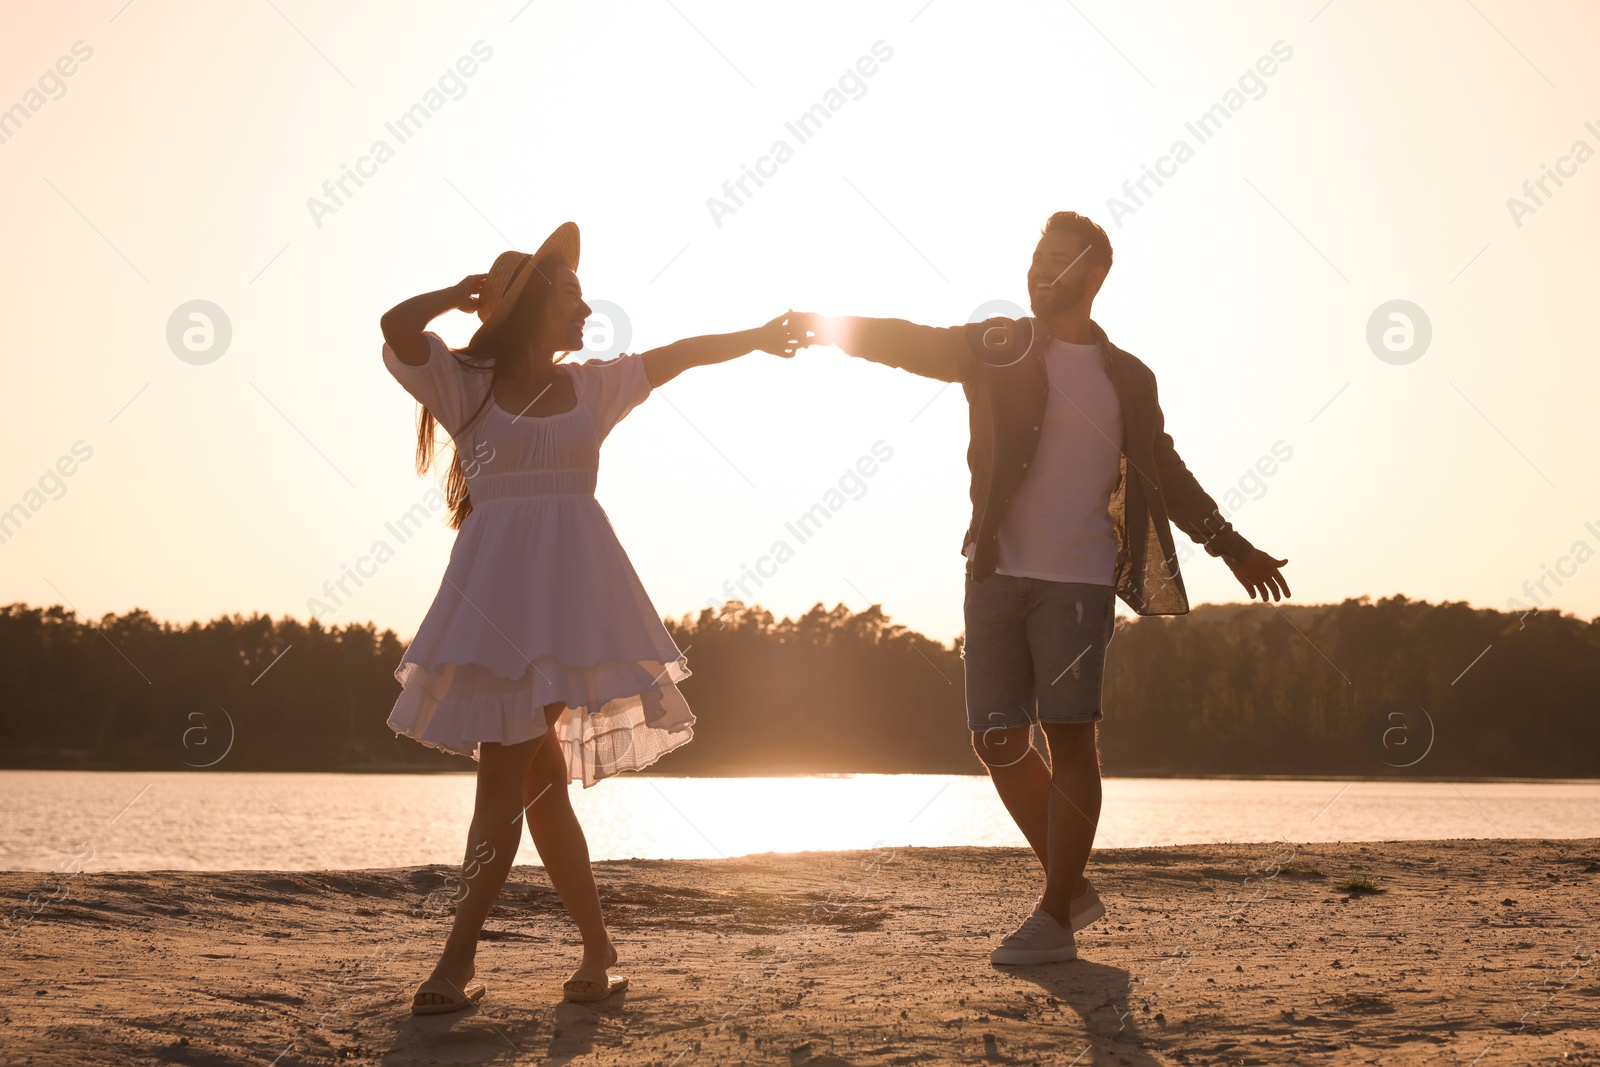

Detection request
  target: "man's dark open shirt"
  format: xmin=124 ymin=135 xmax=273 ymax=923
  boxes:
xmin=838 ymin=314 xmax=1254 ymax=616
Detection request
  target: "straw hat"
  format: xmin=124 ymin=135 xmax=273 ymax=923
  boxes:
xmin=476 ymin=222 xmax=581 ymax=334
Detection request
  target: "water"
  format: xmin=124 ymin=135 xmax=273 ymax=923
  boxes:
xmin=1 ymin=771 xmax=1596 ymax=872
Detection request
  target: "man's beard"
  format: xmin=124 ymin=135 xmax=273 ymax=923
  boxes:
xmin=1029 ymin=274 xmax=1086 ymax=316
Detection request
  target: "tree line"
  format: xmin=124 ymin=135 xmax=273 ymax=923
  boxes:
xmin=0 ymin=596 xmax=1594 ymax=777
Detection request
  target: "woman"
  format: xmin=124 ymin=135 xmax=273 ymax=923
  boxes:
xmin=379 ymin=221 xmax=798 ymax=1014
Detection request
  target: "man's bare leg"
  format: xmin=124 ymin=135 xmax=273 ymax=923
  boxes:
xmin=974 ymin=724 xmax=1091 ymax=897
xmin=1036 ymin=720 xmax=1102 ymax=925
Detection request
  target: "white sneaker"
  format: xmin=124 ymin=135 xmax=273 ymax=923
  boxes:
xmin=989 ymin=908 xmax=1078 ymax=965
xmin=1070 ymin=881 xmax=1106 ymax=932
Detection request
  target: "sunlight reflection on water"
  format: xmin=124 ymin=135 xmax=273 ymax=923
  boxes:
xmin=0 ymin=771 xmax=1596 ymax=871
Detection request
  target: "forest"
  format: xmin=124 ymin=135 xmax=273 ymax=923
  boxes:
xmin=0 ymin=596 xmax=1594 ymax=778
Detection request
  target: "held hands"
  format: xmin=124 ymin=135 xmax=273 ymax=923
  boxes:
xmin=751 ymin=311 xmax=812 ymax=358
xmin=785 ymin=311 xmax=839 ymax=349
xmin=1231 ymin=550 xmax=1291 ymax=603
xmin=741 ymin=311 xmax=841 ymax=360
xmin=754 ymin=311 xmax=837 ymax=355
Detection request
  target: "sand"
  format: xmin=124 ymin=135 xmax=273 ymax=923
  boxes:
xmin=3 ymin=839 xmax=1598 ymax=1066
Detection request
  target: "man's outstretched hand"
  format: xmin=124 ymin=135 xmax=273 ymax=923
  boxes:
xmin=1231 ymin=550 xmax=1291 ymax=603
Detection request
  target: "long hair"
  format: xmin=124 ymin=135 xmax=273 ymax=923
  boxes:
xmin=414 ymin=254 xmax=570 ymax=529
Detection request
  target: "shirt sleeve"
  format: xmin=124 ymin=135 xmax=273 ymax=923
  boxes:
xmin=577 ymin=352 xmax=652 ymax=440
xmin=835 ymin=317 xmax=975 ymax=384
xmin=381 ymin=331 xmax=488 ymax=437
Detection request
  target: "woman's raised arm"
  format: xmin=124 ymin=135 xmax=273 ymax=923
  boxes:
xmin=380 ymin=274 xmax=486 ymax=366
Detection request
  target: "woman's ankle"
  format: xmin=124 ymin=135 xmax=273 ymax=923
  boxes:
xmin=436 ymin=936 xmax=479 ymax=972
xmin=429 ymin=955 xmax=475 ymax=981
xmin=580 ymin=935 xmax=616 ymax=960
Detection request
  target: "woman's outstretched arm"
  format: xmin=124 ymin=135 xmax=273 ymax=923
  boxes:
xmin=640 ymin=312 xmax=802 ymax=388
xmin=380 ymin=274 xmax=486 ymax=365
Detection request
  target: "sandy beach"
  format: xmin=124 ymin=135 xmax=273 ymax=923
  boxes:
xmin=4 ymin=839 xmax=1597 ymax=1066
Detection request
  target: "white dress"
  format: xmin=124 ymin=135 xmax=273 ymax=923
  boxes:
xmin=381 ymin=331 xmax=693 ymax=787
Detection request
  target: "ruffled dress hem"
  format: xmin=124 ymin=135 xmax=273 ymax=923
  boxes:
xmin=386 ymin=655 xmax=693 ymax=788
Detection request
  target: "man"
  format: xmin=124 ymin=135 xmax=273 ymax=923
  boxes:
xmin=792 ymin=211 xmax=1290 ymax=965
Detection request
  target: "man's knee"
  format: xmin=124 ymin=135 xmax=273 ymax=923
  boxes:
xmin=1041 ymin=720 xmax=1100 ymax=768
xmin=971 ymin=724 xmax=1034 ymax=770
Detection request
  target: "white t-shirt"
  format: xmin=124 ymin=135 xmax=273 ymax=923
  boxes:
xmin=987 ymin=338 xmax=1124 ymax=585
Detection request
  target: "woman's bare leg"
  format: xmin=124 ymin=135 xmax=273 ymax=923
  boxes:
xmin=521 ymin=703 xmax=616 ymax=996
xmin=413 ymin=734 xmax=542 ymax=1008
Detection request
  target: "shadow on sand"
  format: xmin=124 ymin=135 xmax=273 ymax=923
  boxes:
xmin=382 ymin=989 xmax=629 ymax=1067
xmin=1004 ymin=959 xmax=1167 ymax=1065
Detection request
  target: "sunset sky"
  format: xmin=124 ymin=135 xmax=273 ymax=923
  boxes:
xmin=3 ymin=0 xmax=1597 ymax=644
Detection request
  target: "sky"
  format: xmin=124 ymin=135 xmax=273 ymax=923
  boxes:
xmin=2 ymin=0 xmax=1597 ymax=645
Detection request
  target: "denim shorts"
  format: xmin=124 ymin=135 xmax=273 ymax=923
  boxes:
xmin=962 ymin=573 xmax=1117 ymax=732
